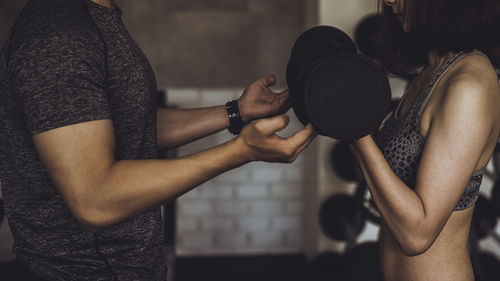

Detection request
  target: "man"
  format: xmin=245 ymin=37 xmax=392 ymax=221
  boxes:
xmin=0 ymin=0 xmax=316 ymax=280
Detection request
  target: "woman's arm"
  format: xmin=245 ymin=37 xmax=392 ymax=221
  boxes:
xmin=352 ymin=70 xmax=500 ymax=256
xmin=157 ymin=75 xmax=290 ymax=150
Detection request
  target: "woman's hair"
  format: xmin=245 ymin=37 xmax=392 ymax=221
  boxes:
xmin=377 ymin=0 xmax=500 ymax=77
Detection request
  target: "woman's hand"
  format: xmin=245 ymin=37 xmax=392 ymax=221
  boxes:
xmin=237 ymin=75 xmax=291 ymax=122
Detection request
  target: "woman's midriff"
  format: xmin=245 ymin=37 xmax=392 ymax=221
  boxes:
xmin=380 ymin=207 xmax=475 ymax=281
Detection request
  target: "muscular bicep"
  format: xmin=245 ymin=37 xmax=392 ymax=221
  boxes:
xmin=415 ymin=76 xmax=497 ymax=231
xmin=33 ymin=119 xmax=115 ymax=220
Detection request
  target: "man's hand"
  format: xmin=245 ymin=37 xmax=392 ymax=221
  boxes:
xmin=238 ymin=75 xmax=291 ymax=123
xmin=237 ymin=114 xmax=317 ymax=163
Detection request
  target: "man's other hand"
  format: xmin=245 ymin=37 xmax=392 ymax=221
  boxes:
xmin=238 ymin=75 xmax=291 ymax=122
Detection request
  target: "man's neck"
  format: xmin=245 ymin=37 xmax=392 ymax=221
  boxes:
xmin=91 ymin=0 xmax=114 ymax=9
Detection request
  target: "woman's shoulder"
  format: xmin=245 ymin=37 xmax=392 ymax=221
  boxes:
xmin=443 ymin=52 xmax=499 ymax=101
xmin=420 ymin=51 xmax=500 ymax=140
xmin=430 ymin=52 xmax=500 ymax=134
xmin=452 ymin=51 xmax=497 ymax=81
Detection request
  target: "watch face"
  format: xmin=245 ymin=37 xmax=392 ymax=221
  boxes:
xmin=226 ymin=100 xmax=245 ymax=134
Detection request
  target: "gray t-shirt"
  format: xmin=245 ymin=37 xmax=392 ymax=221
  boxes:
xmin=0 ymin=0 xmax=166 ymax=280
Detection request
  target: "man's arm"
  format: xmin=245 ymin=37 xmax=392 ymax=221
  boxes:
xmin=34 ymin=115 xmax=315 ymax=232
xmin=157 ymin=75 xmax=290 ymax=150
xmin=156 ymin=106 xmax=228 ymax=150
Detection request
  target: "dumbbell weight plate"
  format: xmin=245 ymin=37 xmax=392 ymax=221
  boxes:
xmin=319 ymin=194 xmax=366 ymax=242
xmin=288 ymin=39 xmax=357 ymax=125
xmin=286 ymin=26 xmax=358 ymax=98
xmin=287 ymin=39 xmax=354 ymax=87
xmin=304 ymin=53 xmax=391 ymax=140
xmin=289 ymin=25 xmax=357 ymax=62
xmin=329 ymin=141 xmax=359 ymax=181
xmin=289 ymin=61 xmax=319 ymax=125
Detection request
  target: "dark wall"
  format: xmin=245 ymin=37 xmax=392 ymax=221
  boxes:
xmin=0 ymin=0 xmax=27 ymax=44
xmin=118 ymin=0 xmax=304 ymax=88
xmin=0 ymin=0 xmax=305 ymax=88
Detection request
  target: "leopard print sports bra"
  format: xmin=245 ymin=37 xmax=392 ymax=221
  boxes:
xmin=375 ymin=51 xmax=484 ymax=211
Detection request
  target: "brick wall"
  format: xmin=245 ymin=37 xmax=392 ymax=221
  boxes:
xmin=166 ymin=88 xmax=308 ymax=256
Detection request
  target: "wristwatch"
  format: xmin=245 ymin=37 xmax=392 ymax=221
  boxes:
xmin=225 ymin=100 xmax=246 ymax=135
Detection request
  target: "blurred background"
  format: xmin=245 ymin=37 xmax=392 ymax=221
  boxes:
xmin=1 ymin=1 xmax=499 ymax=280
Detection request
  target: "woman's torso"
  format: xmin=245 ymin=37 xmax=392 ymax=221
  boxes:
xmin=381 ymin=209 xmax=474 ymax=281
xmin=376 ymin=51 xmax=500 ymax=281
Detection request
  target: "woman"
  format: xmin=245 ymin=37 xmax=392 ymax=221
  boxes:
xmin=350 ymin=0 xmax=500 ymax=280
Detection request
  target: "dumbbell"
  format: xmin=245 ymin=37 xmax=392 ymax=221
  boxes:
xmin=286 ymin=26 xmax=391 ymax=140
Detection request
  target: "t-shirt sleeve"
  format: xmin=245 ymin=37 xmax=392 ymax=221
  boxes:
xmin=8 ymin=25 xmax=112 ymax=135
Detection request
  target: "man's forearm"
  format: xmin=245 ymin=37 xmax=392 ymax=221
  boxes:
xmin=157 ymin=106 xmax=229 ymax=150
xmin=156 ymin=76 xmax=292 ymax=151
xmin=73 ymin=137 xmax=249 ymax=232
